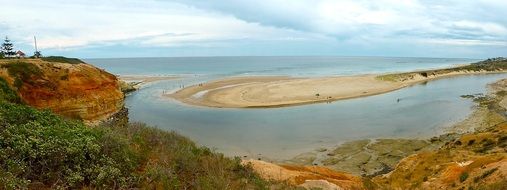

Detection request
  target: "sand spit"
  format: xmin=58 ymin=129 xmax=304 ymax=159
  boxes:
xmin=167 ymin=70 xmax=505 ymax=108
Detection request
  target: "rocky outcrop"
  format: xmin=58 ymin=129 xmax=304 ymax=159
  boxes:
xmin=243 ymin=159 xmax=367 ymax=189
xmin=0 ymin=59 xmax=124 ymax=122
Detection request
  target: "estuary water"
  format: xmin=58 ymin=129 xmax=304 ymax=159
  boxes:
xmin=86 ymin=56 xmax=506 ymax=159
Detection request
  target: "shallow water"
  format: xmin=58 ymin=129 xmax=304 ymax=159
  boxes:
xmin=85 ymin=56 xmax=505 ymax=159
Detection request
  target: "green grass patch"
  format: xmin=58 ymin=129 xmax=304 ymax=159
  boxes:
xmin=41 ymin=56 xmax=85 ymax=64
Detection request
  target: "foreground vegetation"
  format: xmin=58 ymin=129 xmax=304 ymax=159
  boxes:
xmin=0 ymin=78 xmax=279 ymax=189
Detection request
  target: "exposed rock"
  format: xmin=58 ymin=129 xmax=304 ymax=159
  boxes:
xmin=0 ymin=59 xmax=124 ymax=123
xmin=242 ymin=159 xmax=366 ymax=190
xmin=118 ymin=80 xmax=140 ymax=94
xmin=289 ymin=139 xmax=440 ymax=177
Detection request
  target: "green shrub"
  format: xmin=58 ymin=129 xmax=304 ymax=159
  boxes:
xmin=0 ymin=77 xmax=21 ymax=103
xmin=0 ymin=104 xmax=272 ymax=189
xmin=41 ymin=56 xmax=85 ymax=64
xmin=0 ymin=102 xmax=139 ymax=189
xmin=460 ymin=172 xmax=469 ymax=182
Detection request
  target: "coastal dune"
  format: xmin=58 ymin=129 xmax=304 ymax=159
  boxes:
xmin=167 ymin=60 xmax=507 ymax=108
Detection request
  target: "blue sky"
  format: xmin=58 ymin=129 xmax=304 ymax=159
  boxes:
xmin=1 ymin=0 xmax=506 ymax=58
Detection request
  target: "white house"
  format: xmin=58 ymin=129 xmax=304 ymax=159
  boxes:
xmin=15 ymin=50 xmax=26 ymax=58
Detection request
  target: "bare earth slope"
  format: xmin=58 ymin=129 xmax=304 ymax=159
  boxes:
xmin=0 ymin=58 xmax=124 ymax=122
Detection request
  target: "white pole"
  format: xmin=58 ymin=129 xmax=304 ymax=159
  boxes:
xmin=34 ymin=36 xmax=38 ymax=53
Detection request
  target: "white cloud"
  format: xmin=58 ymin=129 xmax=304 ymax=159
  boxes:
xmin=421 ymin=39 xmax=507 ymax=46
xmin=0 ymin=0 xmax=505 ymax=57
xmin=0 ymin=0 xmax=314 ymax=49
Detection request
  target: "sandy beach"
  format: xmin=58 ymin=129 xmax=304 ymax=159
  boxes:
xmin=166 ymin=68 xmax=507 ymax=108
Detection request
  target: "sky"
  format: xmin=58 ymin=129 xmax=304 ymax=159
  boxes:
xmin=0 ymin=0 xmax=506 ymax=58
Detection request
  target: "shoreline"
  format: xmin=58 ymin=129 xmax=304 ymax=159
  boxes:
xmin=118 ymin=75 xmax=180 ymax=94
xmin=246 ymin=78 xmax=507 ymax=186
xmin=166 ymin=70 xmax=507 ymax=108
xmin=118 ymin=75 xmax=180 ymax=83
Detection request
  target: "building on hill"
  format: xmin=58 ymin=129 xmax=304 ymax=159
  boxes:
xmin=16 ymin=50 xmax=26 ymax=58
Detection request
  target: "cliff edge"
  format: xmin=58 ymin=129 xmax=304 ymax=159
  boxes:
xmin=0 ymin=57 xmax=123 ymax=122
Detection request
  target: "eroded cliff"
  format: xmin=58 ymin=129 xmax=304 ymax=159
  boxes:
xmin=0 ymin=58 xmax=123 ymax=122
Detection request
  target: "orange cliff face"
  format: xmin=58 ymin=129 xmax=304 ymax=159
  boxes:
xmin=0 ymin=59 xmax=124 ymax=122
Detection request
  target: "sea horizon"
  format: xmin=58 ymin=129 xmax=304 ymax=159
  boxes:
xmin=84 ymin=55 xmax=485 ymax=60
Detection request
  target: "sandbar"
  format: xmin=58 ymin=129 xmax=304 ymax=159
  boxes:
xmin=167 ymin=69 xmax=506 ymax=108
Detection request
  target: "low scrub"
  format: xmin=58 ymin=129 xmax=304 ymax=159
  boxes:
xmin=41 ymin=56 xmax=85 ymax=64
xmin=0 ymin=77 xmax=21 ymax=103
xmin=378 ymin=57 xmax=507 ymax=82
xmin=0 ymin=77 xmax=275 ymax=189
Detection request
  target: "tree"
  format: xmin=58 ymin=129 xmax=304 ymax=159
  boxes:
xmin=2 ymin=36 xmax=15 ymax=58
xmin=0 ymin=51 xmax=4 ymax=59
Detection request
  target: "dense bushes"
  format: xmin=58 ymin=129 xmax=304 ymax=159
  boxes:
xmin=0 ymin=77 xmax=272 ymax=189
xmin=0 ymin=102 xmax=139 ymax=189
